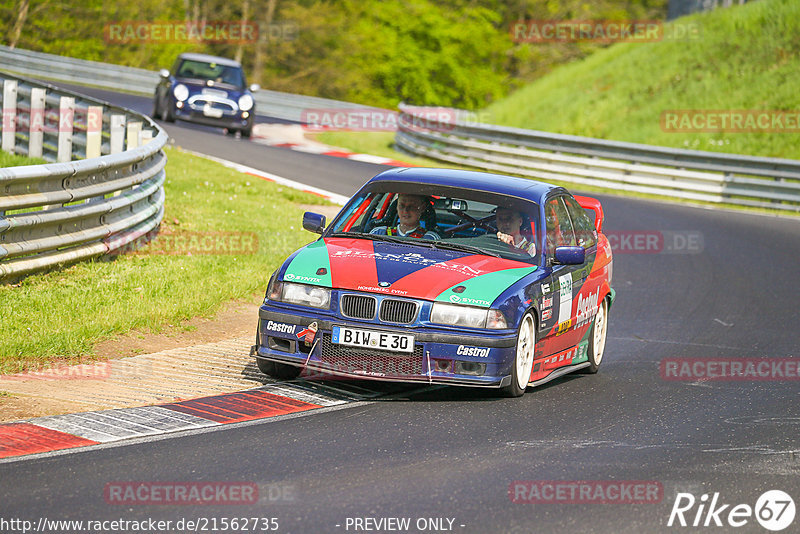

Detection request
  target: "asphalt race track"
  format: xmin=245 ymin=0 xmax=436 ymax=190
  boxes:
xmin=1 ymin=86 xmax=799 ymax=534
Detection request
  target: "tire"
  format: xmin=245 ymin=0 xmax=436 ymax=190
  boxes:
xmin=501 ymin=312 xmax=536 ymax=397
xmin=583 ymin=297 xmax=608 ymax=374
xmin=241 ymin=127 xmax=252 ymax=138
xmin=256 ymin=357 xmax=302 ymax=379
xmin=161 ymin=99 xmax=175 ymax=123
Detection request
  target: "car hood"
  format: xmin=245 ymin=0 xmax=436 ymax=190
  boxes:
xmin=279 ymin=237 xmax=537 ymax=308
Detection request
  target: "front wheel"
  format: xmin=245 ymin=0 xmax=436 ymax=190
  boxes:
xmin=583 ymin=297 xmax=608 ymax=374
xmin=256 ymin=357 xmax=302 ymax=380
xmin=501 ymin=312 xmax=536 ymax=397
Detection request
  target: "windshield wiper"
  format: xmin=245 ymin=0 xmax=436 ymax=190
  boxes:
xmin=431 ymin=241 xmax=501 ymax=258
xmin=326 ymin=232 xmax=434 ymax=246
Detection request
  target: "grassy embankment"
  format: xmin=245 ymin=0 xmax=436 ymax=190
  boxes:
xmin=320 ymin=0 xmax=800 ymax=208
xmin=0 ymin=152 xmax=47 ymax=167
xmin=0 ymin=147 xmax=330 ymax=371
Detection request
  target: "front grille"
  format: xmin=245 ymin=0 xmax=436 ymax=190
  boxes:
xmin=341 ymin=294 xmax=376 ymax=319
xmin=320 ymin=334 xmax=423 ymax=377
xmin=379 ymin=299 xmax=418 ymax=323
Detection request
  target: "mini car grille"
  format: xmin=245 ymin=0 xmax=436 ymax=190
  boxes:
xmin=188 ymin=97 xmax=236 ymax=112
xmin=379 ymin=299 xmax=418 ymax=324
xmin=320 ymin=334 xmax=423 ymax=377
xmin=341 ymin=294 xmax=376 ymax=319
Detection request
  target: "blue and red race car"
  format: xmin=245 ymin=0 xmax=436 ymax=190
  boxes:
xmin=254 ymin=168 xmax=614 ymax=397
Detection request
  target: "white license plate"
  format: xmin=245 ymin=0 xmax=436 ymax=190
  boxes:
xmin=203 ymin=105 xmax=223 ymax=118
xmin=331 ymin=326 xmax=414 ymax=353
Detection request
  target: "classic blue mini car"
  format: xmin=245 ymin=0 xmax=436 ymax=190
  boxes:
xmin=153 ymin=53 xmax=258 ymax=137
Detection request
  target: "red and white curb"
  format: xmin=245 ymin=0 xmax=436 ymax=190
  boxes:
xmin=0 ymin=381 xmax=380 ymax=460
xmin=250 ymin=123 xmax=416 ymax=168
xmin=254 ymin=139 xmax=415 ymax=168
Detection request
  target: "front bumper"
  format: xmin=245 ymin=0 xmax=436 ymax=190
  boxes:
xmin=256 ymin=307 xmax=516 ymax=388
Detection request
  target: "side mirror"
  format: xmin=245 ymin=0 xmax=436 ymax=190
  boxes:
xmin=554 ymin=246 xmax=585 ymax=265
xmin=159 ymin=69 xmax=170 ymax=79
xmin=303 ymin=212 xmax=326 ymax=234
xmin=249 ymin=83 xmax=260 ymax=92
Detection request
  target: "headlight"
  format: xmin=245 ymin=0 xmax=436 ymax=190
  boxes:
xmin=269 ymin=281 xmax=331 ymax=309
xmin=238 ymin=94 xmax=254 ymax=111
xmin=430 ymin=303 xmax=507 ymax=329
xmin=173 ymin=84 xmax=189 ymax=102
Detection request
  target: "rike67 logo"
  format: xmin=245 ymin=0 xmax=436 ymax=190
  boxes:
xmin=668 ymin=490 xmax=795 ymax=531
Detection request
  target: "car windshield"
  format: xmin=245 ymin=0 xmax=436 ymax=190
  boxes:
xmin=327 ymin=187 xmax=541 ymax=265
xmin=176 ymin=59 xmax=245 ymax=88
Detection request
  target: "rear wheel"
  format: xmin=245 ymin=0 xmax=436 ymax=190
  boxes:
xmin=583 ymin=298 xmax=608 ymax=374
xmin=501 ymin=312 xmax=536 ymax=397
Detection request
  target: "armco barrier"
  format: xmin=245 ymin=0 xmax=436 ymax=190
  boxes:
xmin=0 ymin=74 xmax=167 ymax=281
xmin=395 ymin=103 xmax=800 ymax=212
xmin=0 ymin=45 xmax=383 ymax=123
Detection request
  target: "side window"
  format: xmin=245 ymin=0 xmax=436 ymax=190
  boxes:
xmin=545 ymin=197 xmax=576 ymax=256
xmin=563 ymin=196 xmax=597 ymax=249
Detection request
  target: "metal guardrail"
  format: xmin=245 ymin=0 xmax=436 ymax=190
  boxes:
xmin=395 ymin=103 xmax=800 ymax=212
xmin=0 ymin=73 xmax=167 ymax=281
xmin=0 ymin=45 xmax=383 ymax=123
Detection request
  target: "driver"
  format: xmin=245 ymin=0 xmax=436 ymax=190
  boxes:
xmin=496 ymin=207 xmax=536 ymax=255
xmin=371 ymin=194 xmax=439 ymax=239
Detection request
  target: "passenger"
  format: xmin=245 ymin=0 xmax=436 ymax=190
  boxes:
xmin=495 ymin=207 xmax=536 ymax=255
xmin=370 ymin=194 xmax=439 ymax=239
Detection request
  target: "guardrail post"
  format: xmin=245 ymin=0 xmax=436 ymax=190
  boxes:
xmin=140 ymin=129 xmax=153 ymax=146
xmin=57 ymin=96 xmax=75 ymax=163
xmin=2 ymin=80 xmax=17 ymax=153
xmin=85 ymin=105 xmax=102 ymax=159
xmin=126 ymin=121 xmax=142 ymax=150
xmin=28 ymin=88 xmax=46 ymax=158
xmin=110 ymin=114 xmax=125 ymax=154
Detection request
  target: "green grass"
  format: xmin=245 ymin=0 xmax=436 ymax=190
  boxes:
xmin=0 ymin=151 xmax=48 ymax=167
xmin=486 ymin=0 xmax=800 ymax=160
xmin=0 ymin=147 xmax=330 ymax=372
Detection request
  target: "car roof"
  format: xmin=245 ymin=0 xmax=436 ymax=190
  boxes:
xmin=366 ymin=167 xmax=562 ymax=203
xmin=177 ymin=53 xmax=242 ymax=68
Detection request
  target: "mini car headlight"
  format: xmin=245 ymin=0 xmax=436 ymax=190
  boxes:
xmin=238 ymin=94 xmax=254 ymax=111
xmin=173 ymin=84 xmax=189 ymax=102
xmin=280 ymin=282 xmax=331 ymax=309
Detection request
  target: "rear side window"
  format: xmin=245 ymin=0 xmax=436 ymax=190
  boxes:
xmin=545 ymin=197 xmax=576 ymax=256
xmin=563 ymin=196 xmax=597 ymax=249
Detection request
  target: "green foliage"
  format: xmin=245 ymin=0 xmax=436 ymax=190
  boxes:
xmin=486 ymin=0 xmax=800 ymax=159
xmin=0 ymin=0 xmax=668 ymax=109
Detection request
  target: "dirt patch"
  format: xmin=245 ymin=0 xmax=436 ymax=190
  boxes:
xmin=0 ymin=297 xmax=264 ymax=422
xmin=93 ymin=296 xmax=261 ymax=360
